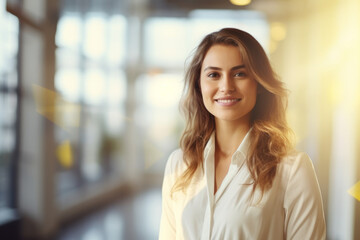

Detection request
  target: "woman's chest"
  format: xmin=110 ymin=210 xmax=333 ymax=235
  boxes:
xmin=176 ymin=167 xmax=287 ymax=239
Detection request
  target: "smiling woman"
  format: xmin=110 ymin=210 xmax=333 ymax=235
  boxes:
xmin=200 ymin=44 xmax=258 ymax=193
xmin=200 ymin=44 xmax=257 ymax=127
xmin=159 ymin=28 xmax=326 ymax=240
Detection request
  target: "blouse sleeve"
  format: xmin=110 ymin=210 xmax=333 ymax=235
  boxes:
xmin=159 ymin=151 xmax=177 ymax=240
xmin=283 ymin=152 xmax=326 ymax=240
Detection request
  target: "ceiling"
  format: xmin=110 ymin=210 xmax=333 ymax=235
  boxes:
xmin=60 ymin=0 xmax=318 ymax=20
xmin=146 ymin=0 xmax=309 ymax=19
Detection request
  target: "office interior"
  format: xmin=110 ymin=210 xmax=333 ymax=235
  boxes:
xmin=0 ymin=0 xmax=360 ymax=239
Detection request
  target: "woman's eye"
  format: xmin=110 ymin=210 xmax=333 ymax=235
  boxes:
xmin=234 ymin=72 xmax=246 ymax=77
xmin=208 ymin=72 xmax=220 ymax=78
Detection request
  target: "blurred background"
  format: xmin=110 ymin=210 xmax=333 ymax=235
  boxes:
xmin=0 ymin=0 xmax=359 ymax=239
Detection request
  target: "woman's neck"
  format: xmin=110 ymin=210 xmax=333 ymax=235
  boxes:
xmin=214 ymin=118 xmax=250 ymax=158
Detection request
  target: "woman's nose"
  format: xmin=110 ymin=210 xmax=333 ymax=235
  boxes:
xmin=219 ymin=76 xmax=235 ymax=92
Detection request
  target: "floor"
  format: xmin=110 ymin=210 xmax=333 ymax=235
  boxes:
xmin=56 ymin=187 xmax=162 ymax=240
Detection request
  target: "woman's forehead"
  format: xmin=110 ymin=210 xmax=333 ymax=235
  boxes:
xmin=201 ymin=44 xmax=244 ymax=68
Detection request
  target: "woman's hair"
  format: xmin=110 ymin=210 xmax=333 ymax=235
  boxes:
xmin=173 ymin=28 xmax=293 ymax=197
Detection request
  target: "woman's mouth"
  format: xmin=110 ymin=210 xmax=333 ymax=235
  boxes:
xmin=215 ymin=98 xmax=241 ymax=106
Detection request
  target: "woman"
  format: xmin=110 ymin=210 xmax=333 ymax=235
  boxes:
xmin=159 ymin=28 xmax=326 ymax=240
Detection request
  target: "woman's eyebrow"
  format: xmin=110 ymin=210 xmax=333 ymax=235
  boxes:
xmin=231 ymin=65 xmax=246 ymax=71
xmin=203 ymin=65 xmax=245 ymax=72
xmin=203 ymin=66 xmax=221 ymax=72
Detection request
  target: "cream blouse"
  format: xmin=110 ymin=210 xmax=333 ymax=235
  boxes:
xmin=159 ymin=130 xmax=326 ymax=240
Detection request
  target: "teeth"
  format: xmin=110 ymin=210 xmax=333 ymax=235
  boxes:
xmin=216 ymin=99 xmax=239 ymax=103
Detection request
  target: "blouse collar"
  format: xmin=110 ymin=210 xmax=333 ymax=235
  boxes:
xmin=204 ymin=128 xmax=252 ymax=166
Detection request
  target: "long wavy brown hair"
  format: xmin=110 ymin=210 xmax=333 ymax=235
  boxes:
xmin=173 ymin=28 xmax=293 ymax=197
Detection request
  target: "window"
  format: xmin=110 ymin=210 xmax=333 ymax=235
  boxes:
xmin=55 ymin=12 xmax=128 ymax=194
xmin=0 ymin=7 xmax=19 ymax=208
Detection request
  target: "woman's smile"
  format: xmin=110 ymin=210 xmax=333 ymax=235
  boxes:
xmin=214 ymin=97 xmax=242 ymax=106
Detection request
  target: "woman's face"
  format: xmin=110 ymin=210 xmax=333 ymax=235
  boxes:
xmin=200 ymin=44 xmax=258 ymax=125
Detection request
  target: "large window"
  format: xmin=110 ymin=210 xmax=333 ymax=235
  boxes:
xmin=0 ymin=5 xmax=19 ymax=209
xmin=55 ymin=12 xmax=128 ymax=195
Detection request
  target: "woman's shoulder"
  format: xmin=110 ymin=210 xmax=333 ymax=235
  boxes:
xmin=164 ymin=148 xmax=187 ymax=177
xmin=280 ymin=150 xmax=314 ymax=170
xmin=278 ymin=150 xmax=319 ymax=186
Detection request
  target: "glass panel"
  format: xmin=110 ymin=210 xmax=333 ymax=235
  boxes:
xmin=0 ymin=151 xmax=10 ymax=208
xmin=2 ymin=93 xmax=17 ymax=127
xmin=55 ymin=66 xmax=82 ymax=102
xmin=56 ymin=13 xmax=82 ymax=50
xmin=4 ymin=14 xmax=19 ymax=88
xmin=135 ymin=73 xmax=184 ymax=172
xmin=83 ymin=13 xmax=106 ymax=60
xmin=107 ymin=15 xmax=127 ymax=66
xmin=144 ymin=18 xmax=188 ymax=67
xmin=106 ymin=70 xmax=126 ymax=106
xmin=56 ymin=47 xmax=81 ymax=69
xmin=81 ymin=110 xmax=103 ymax=182
xmin=0 ymin=8 xmax=19 ymax=209
xmin=0 ymin=94 xmax=4 ymax=152
xmin=104 ymin=70 xmax=127 ymax=134
xmin=83 ymin=67 xmax=106 ymax=106
xmin=55 ymin=126 xmax=82 ymax=193
xmin=2 ymin=128 xmax=15 ymax=153
xmin=0 ymin=11 xmax=19 ymax=87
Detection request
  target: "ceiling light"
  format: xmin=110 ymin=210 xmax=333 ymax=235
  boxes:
xmin=230 ymin=0 xmax=251 ymax=6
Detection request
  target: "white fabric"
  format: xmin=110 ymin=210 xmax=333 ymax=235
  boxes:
xmin=159 ymin=130 xmax=326 ymax=240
